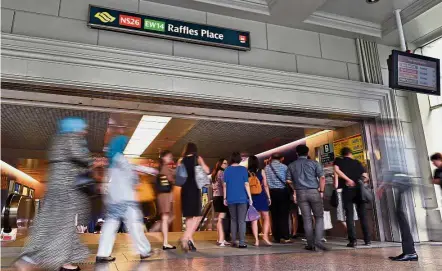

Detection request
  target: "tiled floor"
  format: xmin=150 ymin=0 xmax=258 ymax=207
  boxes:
xmin=2 ymin=240 xmax=441 ymax=270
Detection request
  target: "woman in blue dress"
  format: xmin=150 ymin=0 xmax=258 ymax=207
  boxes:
xmin=248 ymin=156 xmax=272 ymax=246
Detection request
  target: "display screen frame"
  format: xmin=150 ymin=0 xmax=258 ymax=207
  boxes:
xmin=389 ymin=50 xmax=440 ymax=96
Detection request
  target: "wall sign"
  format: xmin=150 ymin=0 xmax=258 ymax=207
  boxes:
xmin=88 ymin=6 xmax=251 ymax=51
xmin=333 ymin=134 xmax=366 ymax=167
xmin=388 ymin=50 xmax=440 ymax=96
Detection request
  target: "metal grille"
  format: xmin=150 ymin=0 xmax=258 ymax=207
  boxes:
xmin=1 ymin=104 xmax=109 ymax=153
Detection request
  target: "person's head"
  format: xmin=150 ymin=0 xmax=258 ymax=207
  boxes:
xmin=248 ymin=155 xmax=260 ymax=173
xmin=59 ymin=117 xmax=87 ymax=135
xmin=159 ymin=150 xmax=173 ymax=167
xmin=271 ymin=153 xmax=283 ymax=162
xmin=340 ymin=147 xmax=353 ymax=158
xmin=106 ymin=135 xmax=129 ymax=165
xmin=212 ymin=158 xmax=227 ymax=182
xmin=182 ymin=142 xmax=198 ymax=157
xmin=430 ymin=153 xmax=442 ymax=168
xmin=229 ymin=152 xmax=242 ymax=165
xmin=295 ymin=145 xmax=309 ymax=157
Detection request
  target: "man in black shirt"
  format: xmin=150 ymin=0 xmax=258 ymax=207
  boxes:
xmin=431 ymin=153 xmax=442 ymax=190
xmin=334 ymin=147 xmax=370 ymax=247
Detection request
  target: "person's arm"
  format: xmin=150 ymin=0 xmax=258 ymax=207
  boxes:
xmin=262 ymin=169 xmax=271 ymax=205
xmin=245 ymin=181 xmax=253 ymax=206
xmin=433 ymin=178 xmax=441 ymax=185
xmin=333 ymin=170 xmax=339 ymax=189
xmin=223 ymin=182 xmax=228 ymax=206
xmin=334 ymin=165 xmax=356 ymax=187
xmin=286 ymin=166 xmax=294 ymax=190
xmin=198 ymin=156 xmax=210 ymax=174
xmin=316 ymin=162 xmax=326 ymax=197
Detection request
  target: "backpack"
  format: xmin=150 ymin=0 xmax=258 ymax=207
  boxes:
xmin=249 ymin=172 xmax=262 ymax=195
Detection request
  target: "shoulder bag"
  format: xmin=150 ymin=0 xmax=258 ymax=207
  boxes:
xmin=175 ymin=163 xmax=188 ymax=187
xmin=270 ymin=164 xmax=294 ymax=202
xmin=358 ymin=179 xmax=374 ymax=203
xmin=155 ymin=173 xmax=172 ymax=193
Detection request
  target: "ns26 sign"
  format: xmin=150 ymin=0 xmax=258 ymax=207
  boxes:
xmin=88 ymin=5 xmax=251 ymax=51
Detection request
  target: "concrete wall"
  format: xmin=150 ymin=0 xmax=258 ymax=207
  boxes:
xmin=1 ymin=0 xmax=361 ymax=81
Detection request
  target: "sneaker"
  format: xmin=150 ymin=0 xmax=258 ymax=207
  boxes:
xmin=347 ymin=242 xmax=357 ymax=248
xmin=238 ymin=244 xmax=248 ymax=249
xmin=321 ymin=238 xmax=327 ymax=243
xmin=315 ymin=242 xmax=329 ymax=251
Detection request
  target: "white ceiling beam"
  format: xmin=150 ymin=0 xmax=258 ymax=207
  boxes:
xmin=193 ymin=0 xmax=271 ymax=15
xmin=304 ymin=11 xmax=382 ymax=38
xmin=382 ymin=0 xmax=442 ymax=36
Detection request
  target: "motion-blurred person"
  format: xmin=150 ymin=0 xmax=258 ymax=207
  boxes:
xmin=334 ymin=147 xmax=371 ymax=247
xmin=248 ymin=156 xmax=272 ymax=246
xmin=157 ymin=150 xmax=176 ymax=250
xmin=223 ymin=152 xmax=252 ymax=248
xmin=211 ymin=158 xmax=230 ymax=247
xmin=264 ymin=153 xmax=291 ymax=243
xmin=333 ymin=157 xmax=358 ymax=236
xmin=179 ymin=143 xmax=210 ymax=252
xmin=15 ymin=117 xmax=104 ymax=271
xmin=96 ymin=135 xmax=152 ymax=263
xmin=430 ymin=153 xmax=442 ymax=190
xmin=287 ymin=145 xmax=327 ymax=251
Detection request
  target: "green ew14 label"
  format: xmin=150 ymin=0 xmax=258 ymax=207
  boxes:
xmin=144 ymin=19 xmax=165 ymax=32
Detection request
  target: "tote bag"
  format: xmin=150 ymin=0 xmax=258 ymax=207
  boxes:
xmin=245 ymin=205 xmax=260 ymax=222
xmin=175 ymin=163 xmax=188 ymax=187
xmin=324 ymin=211 xmax=333 ymax=230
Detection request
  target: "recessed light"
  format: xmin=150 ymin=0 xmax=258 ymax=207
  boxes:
xmin=366 ymin=0 xmax=380 ymax=3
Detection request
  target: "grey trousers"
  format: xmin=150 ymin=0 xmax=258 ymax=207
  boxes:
xmin=297 ymin=189 xmax=324 ymax=247
xmin=228 ymin=203 xmax=248 ymax=245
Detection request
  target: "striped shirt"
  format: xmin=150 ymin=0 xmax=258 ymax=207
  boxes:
xmin=264 ymin=160 xmax=288 ymax=189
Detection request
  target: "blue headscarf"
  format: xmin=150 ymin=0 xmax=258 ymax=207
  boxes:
xmin=106 ymin=135 xmax=129 ymax=166
xmin=59 ymin=117 xmax=87 ymax=134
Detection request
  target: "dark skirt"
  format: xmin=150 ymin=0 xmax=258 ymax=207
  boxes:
xmin=252 ymin=192 xmax=269 ymax=212
xmin=213 ymin=196 xmax=228 ymax=213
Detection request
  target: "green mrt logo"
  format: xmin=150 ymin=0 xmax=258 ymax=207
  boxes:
xmin=144 ymin=19 xmax=165 ymax=32
xmin=95 ymin=12 xmax=116 ymax=23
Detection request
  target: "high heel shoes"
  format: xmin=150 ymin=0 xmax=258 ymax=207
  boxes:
xmin=188 ymin=240 xmax=197 ymax=252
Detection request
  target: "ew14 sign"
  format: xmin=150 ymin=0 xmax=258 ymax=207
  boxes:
xmin=88 ymin=5 xmax=251 ymax=51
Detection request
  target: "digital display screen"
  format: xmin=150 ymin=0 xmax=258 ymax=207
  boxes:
xmin=389 ymin=50 xmax=440 ymax=96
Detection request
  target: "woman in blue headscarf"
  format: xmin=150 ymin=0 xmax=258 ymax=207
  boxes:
xmin=96 ymin=135 xmax=152 ymax=263
xmin=16 ymin=117 xmax=104 ymax=271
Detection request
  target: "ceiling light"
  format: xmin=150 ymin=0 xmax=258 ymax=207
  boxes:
xmin=256 ymin=130 xmax=332 ymax=158
xmin=366 ymin=0 xmax=380 ymax=3
xmin=1 ymin=160 xmax=39 ymax=183
xmin=123 ymin=115 xmax=171 ymax=157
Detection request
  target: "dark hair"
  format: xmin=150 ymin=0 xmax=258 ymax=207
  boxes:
xmin=340 ymin=147 xmax=352 ymax=157
xmin=159 ymin=150 xmax=172 ymax=169
xmin=182 ymin=142 xmax=198 ymax=157
xmin=271 ymin=153 xmax=282 ymax=160
xmin=211 ymin=158 xmax=226 ymax=183
xmin=430 ymin=152 xmax=442 ymax=161
xmin=229 ymin=152 xmax=242 ymax=165
xmin=248 ymin=155 xmax=260 ymax=173
xmin=296 ymin=145 xmax=309 ymax=156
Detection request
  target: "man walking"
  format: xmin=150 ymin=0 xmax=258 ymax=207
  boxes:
xmin=334 ymin=147 xmax=371 ymax=247
xmin=264 ymin=153 xmax=291 ymax=243
xmin=287 ymin=145 xmax=327 ymax=251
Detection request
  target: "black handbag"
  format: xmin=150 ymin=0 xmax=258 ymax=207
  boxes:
xmin=156 ymin=174 xmax=172 ymax=193
xmin=75 ymin=171 xmax=96 ymax=196
xmin=330 ymin=189 xmax=339 ymax=208
xmin=358 ymin=179 xmax=373 ymax=203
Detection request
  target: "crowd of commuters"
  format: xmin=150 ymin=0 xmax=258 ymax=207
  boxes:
xmin=13 ymin=117 xmax=442 ymax=270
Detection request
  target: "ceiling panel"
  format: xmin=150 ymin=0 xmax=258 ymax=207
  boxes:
xmin=1 ymin=104 xmax=110 ymax=154
xmin=318 ymin=0 xmax=417 ymax=24
xmin=169 ymin=119 xmax=306 ymax=159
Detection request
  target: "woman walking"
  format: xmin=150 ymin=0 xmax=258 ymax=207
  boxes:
xmin=211 ymin=158 xmax=230 ymax=247
xmin=157 ymin=150 xmax=176 ymax=250
xmin=179 ymin=143 xmax=210 ymax=252
xmin=223 ymin=152 xmax=252 ymax=248
xmin=15 ymin=117 xmax=102 ymax=271
xmin=96 ymin=135 xmax=152 ymax=263
xmin=248 ymin=156 xmax=272 ymax=247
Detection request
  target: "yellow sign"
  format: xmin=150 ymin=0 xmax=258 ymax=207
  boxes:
xmin=333 ymin=134 xmax=366 ymax=166
xmin=94 ymin=12 xmax=116 ymax=23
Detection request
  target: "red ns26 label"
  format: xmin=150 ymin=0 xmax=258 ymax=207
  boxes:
xmin=119 ymin=14 xmax=141 ymax=28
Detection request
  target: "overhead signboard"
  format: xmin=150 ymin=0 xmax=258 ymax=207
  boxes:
xmin=388 ymin=50 xmax=440 ymax=96
xmin=88 ymin=5 xmax=251 ymax=51
xmin=333 ymin=134 xmax=366 ymax=167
